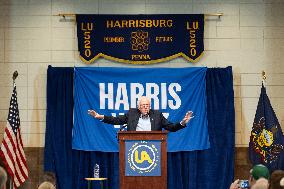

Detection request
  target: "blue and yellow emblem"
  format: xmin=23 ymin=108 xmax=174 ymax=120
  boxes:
xmin=250 ymin=117 xmax=284 ymax=163
xmin=125 ymin=140 xmax=161 ymax=176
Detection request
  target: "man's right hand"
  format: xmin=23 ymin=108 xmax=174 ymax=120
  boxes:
xmin=229 ymin=179 xmax=240 ymax=189
xmin=88 ymin=110 xmax=104 ymax=120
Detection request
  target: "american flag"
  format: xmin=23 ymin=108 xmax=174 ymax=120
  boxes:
xmin=0 ymin=83 xmax=28 ymax=188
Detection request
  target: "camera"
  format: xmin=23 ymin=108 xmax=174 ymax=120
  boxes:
xmin=239 ymin=180 xmax=249 ymax=188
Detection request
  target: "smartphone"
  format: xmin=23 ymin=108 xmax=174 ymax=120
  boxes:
xmin=239 ymin=180 xmax=249 ymax=188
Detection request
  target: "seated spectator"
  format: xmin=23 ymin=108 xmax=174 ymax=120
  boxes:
xmin=229 ymin=179 xmax=240 ymax=189
xmin=43 ymin=172 xmax=56 ymax=186
xmin=229 ymin=164 xmax=270 ymax=189
xmin=0 ymin=167 xmax=7 ymax=189
xmin=269 ymin=170 xmax=284 ymax=189
xmin=38 ymin=181 xmax=55 ymax=189
xmin=251 ymin=178 xmax=269 ymax=189
xmin=38 ymin=172 xmax=56 ymax=189
xmin=280 ymin=177 xmax=284 ymax=187
xmin=250 ymin=164 xmax=270 ymax=186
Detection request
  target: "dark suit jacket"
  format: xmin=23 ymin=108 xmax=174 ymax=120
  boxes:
xmin=103 ymin=108 xmax=185 ymax=132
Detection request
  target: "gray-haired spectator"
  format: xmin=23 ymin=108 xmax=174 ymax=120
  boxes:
xmin=38 ymin=181 xmax=55 ymax=189
xmin=38 ymin=172 xmax=56 ymax=189
xmin=43 ymin=172 xmax=56 ymax=186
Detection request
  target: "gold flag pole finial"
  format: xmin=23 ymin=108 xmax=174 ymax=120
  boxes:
xmin=262 ymin=70 xmax=266 ymax=81
xmin=13 ymin=71 xmax=18 ymax=81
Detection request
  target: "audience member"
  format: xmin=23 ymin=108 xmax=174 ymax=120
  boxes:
xmin=229 ymin=164 xmax=270 ymax=189
xmin=280 ymin=177 xmax=284 ymax=187
xmin=251 ymin=178 xmax=269 ymax=189
xmin=38 ymin=181 xmax=55 ymax=189
xmin=229 ymin=179 xmax=240 ymax=189
xmin=0 ymin=167 xmax=7 ymax=189
xmin=250 ymin=164 xmax=270 ymax=186
xmin=38 ymin=172 xmax=56 ymax=189
xmin=269 ymin=170 xmax=284 ymax=189
xmin=43 ymin=172 xmax=56 ymax=186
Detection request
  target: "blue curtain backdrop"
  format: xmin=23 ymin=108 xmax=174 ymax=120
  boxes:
xmin=45 ymin=66 xmax=234 ymax=189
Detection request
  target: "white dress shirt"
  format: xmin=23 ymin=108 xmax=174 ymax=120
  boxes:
xmin=136 ymin=115 xmax=151 ymax=131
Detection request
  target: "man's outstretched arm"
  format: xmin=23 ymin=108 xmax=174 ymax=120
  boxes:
xmin=88 ymin=110 xmax=104 ymax=120
xmin=88 ymin=109 xmax=128 ymax=125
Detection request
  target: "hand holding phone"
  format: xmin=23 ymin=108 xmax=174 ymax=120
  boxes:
xmin=239 ymin=180 xmax=249 ymax=189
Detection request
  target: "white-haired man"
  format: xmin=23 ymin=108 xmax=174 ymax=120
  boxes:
xmin=88 ymin=96 xmax=193 ymax=132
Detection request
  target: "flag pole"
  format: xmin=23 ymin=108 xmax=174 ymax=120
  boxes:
xmin=10 ymin=71 xmax=18 ymax=189
xmin=9 ymin=70 xmax=19 ymax=189
xmin=1 ymin=70 xmax=28 ymax=189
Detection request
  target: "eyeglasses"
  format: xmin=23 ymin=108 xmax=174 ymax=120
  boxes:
xmin=140 ymin=104 xmax=150 ymax=108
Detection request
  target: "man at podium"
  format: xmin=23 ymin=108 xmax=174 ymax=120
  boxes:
xmin=88 ymin=96 xmax=193 ymax=132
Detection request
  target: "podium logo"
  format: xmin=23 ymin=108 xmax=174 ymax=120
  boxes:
xmin=135 ymin=150 xmax=153 ymax=164
xmin=127 ymin=141 xmax=159 ymax=174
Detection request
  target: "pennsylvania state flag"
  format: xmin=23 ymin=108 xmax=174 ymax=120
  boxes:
xmin=249 ymin=83 xmax=284 ymax=171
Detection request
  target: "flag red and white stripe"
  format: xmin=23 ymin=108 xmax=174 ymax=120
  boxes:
xmin=0 ymin=83 xmax=28 ymax=188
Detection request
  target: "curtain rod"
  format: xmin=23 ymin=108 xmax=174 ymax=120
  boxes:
xmin=54 ymin=13 xmax=224 ymax=18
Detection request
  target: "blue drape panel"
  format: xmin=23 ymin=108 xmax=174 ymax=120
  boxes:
xmin=45 ymin=66 xmax=119 ymax=189
xmin=45 ymin=66 xmax=234 ymax=189
xmin=45 ymin=66 xmax=74 ymax=189
xmin=167 ymin=67 xmax=235 ymax=189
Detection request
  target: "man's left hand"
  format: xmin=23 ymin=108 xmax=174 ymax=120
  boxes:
xmin=180 ymin=111 xmax=194 ymax=126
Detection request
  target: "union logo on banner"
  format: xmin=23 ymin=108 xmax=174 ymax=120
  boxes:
xmin=76 ymin=14 xmax=204 ymax=64
xmin=125 ymin=140 xmax=161 ymax=176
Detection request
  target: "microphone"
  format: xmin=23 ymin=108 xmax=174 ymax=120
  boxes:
xmin=120 ymin=124 xmax=127 ymax=131
xmin=117 ymin=124 xmax=127 ymax=142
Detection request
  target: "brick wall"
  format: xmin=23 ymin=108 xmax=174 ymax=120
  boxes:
xmin=1 ymin=0 xmax=283 ymax=149
xmin=0 ymin=147 xmax=253 ymax=188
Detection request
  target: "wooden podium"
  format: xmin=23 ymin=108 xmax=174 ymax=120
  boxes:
xmin=118 ymin=131 xmax=167 ymax=189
